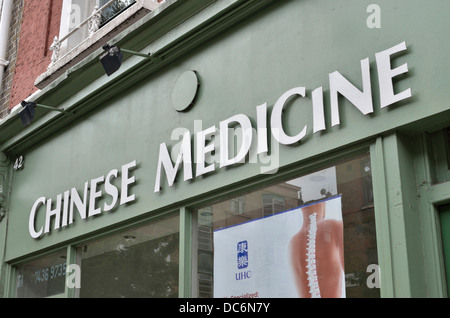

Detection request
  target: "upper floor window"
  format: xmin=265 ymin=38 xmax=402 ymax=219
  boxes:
xmin=48 ymin=0 xmax=161 ymax=70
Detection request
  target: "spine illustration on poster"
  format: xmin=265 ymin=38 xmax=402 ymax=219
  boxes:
xmin=306 ymin=213 xmax=321 ymax=298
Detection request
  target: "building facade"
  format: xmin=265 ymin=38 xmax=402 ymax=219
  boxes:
xmin=0 ymin=0 xmax=449 ymax=298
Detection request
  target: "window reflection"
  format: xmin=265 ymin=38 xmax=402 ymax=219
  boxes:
xmin=99 ymin=0 xmax=136 ymax=27
xmin=77 ymin=213 xmax=179 ymax=298
xmin=15 ymin=249 xmax=67 ymax=298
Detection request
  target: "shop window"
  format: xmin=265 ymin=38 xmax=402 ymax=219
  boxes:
xmin=439 ymin=204 xmax=450 ymax=296
xmin=15 ymin=248 xmax=67 ymax=298
xmin=446 ymin=127 xmax=450 ymax=170
xmin=196 ymin=153 xmax=379 ymax=298
xmin=75 ymin=213 xmax=179 ymax=298
xmin=198 ymin=207 xmax=214 ymax=298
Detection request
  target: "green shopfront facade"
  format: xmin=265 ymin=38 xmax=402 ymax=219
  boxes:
xmin=1 ymin=0 xmax=450 ymax=298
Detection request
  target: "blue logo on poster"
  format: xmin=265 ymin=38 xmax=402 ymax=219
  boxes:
xmin=237 ymin=241 xmax=248 ymax=269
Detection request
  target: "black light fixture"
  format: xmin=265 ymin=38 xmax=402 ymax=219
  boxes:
xmin=19 ymin=101 xmax=36 ymax=127
xmin=100 ymin=44 xmax=152 ymax=76
xmin=19 ymin=101 xmax=69 ymax=127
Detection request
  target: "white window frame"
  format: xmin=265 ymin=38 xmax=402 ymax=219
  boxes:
xmin=58 ymin=0 xmax=97 ymax=57
xmin=45 ymin=0 xmax=161 ymax=72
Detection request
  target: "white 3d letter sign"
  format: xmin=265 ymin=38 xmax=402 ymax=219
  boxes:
xmin=29 ymin=42 xmax=413 ymax=239
xmin=29 ymin=161 xmax=137 ymax=239
xmin=154 ymin=41 xmax=412 ymax=192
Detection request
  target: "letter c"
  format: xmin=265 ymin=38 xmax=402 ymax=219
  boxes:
xmin=29 ymin=197 xmax=46 ymax=239
xmin=271 ymin=87 xmax=307 ymax=145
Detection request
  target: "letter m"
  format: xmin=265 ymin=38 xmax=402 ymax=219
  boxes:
xmin=154 ymin=131 xmax=193 ymax=192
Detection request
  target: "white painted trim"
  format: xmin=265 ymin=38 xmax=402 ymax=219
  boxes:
xmin=0 ymin=0 xmax=13 ymax=94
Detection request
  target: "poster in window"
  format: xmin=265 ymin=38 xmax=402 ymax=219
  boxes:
xmin=213 ymin=196 xmax=344 ymax=298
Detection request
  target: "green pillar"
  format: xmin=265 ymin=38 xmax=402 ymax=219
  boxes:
xmin=371 ymin=133 xmax=426 ymax=297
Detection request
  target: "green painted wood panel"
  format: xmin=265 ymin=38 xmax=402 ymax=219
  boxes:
xmin=439 ymin=204 xmax=450 ymax=297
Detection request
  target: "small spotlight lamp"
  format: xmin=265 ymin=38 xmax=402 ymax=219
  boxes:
xmin=100 ymin=44 xmax=151 ymax=76
xmin=19 ymin=101 xmax=69 ymax=127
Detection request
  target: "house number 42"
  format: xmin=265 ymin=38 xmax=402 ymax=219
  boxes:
xmin=13 ymin=155 xmax=24 ymax=171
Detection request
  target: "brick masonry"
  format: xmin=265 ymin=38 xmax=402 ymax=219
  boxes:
xmin=0 ymin=0 xmax=25 ymax=119
xmin=7 ymin=0 xmax=62 ymax=113
xmin=1 ymin=0 xmax=165 ymax=119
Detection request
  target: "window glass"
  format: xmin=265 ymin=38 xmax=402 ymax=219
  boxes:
xmin=77 ymin=213 xmax=179 ymax=298
xmin=100 ymin=0 xmax=136 ymax=26
xmin=15 ymin=249 xmax=67 ymax=298
xmin=196 ymin=153 xmax=379 ymax=298
xmin=60 ymin=0 xmax=136 ymax=55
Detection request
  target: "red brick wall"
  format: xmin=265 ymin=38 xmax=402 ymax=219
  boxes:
xmin=9 ymin=0 xmax=166 ymax=109
xmin=9 ymin=0 xmax=62 ymax=109
xmin=0 ymin=1 xmax=24 ymax=118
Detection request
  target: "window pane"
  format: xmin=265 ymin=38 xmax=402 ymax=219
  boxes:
xmin=77 ymin=213 xmax=179 ymax=298
xmin=62 ymin=0 xmax=137 ymax=55
xmin=100 ymin=0 xmax=136 ymax=26
xmin=196 ymin=153 xmax=379 ymax=298
xmin=15 ymin=249 xmax=67 ymax=298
